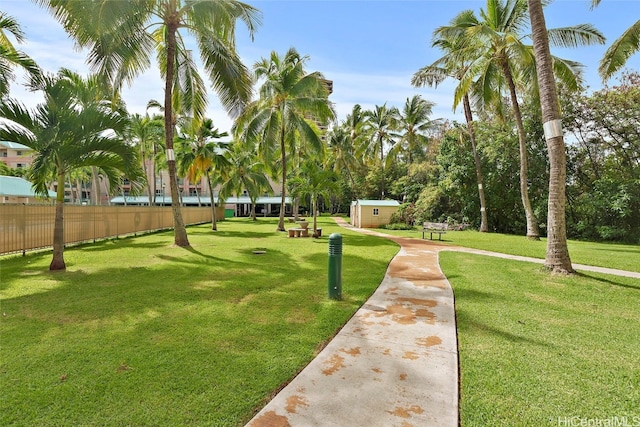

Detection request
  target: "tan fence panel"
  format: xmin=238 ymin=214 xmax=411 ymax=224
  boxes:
xmin=0 ymin=204 xmax=211 ymax=255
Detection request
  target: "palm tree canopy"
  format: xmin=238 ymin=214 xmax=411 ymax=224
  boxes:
xmin=35 ymin=0 xmax=262 ymax=118
xmin=0 ymin=68 xmax=144 ymax=197
xmin=0 ymin=11 xmax=41 ymax=97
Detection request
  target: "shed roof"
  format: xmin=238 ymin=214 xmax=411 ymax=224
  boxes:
xmin=0 ymin=176 xmax=55 ymax=198
xmin=110 ymin=195 xmax=291 ymax=205
xmin=0 ymin=141 xmax=31 ymax=150
xmin=351 ymin=199 xmax=400 ymax=207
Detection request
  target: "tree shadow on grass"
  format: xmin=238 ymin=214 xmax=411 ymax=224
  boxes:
xmin=575 ymin=272 xmax=640 ymax=291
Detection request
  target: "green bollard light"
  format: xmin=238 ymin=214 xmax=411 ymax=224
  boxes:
xmin=328 ymin=233 xmax=342 ymax=300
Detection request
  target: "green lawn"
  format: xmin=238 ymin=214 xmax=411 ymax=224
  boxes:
xmin=379 ymin=228 xmax=640 ymax=273
xmin=0 ymin=217 xmax=399 ymax=426
xmin=441 ymin=252 xmax=640 ymax=426
xmin=2 ymin=217 xmax=638 ymax=426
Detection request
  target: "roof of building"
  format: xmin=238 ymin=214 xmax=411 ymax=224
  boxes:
xmin=0 ymin=141 xmax=31 ymax=150
xmin=351 ymin=199 xmax=401 ymax=207
xmin=0 ymin=176 xmax=54 ymax=198
xmin=109 ymin=195 xmax=292 ymax=205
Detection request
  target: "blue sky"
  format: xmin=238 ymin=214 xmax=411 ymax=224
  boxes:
xmin=3 ymin=0 xmax=640 ymax=134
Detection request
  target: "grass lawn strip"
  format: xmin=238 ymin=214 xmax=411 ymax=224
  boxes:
xmin=440 ymin=252 xmax=640 ymax=426
xmin=1 ymin=217 xmax=399 ymax=426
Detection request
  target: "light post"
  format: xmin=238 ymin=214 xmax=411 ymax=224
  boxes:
xmin=162 ymin=183 xmax=166 ymax=206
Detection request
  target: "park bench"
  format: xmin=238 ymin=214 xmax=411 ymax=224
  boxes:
xmin=422 ymin=222 xmax=448 ymax=240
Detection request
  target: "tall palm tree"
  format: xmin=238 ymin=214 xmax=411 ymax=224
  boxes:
xmin=0 ymin=69 xmax=144 ymax=270
xmin=392 ymin=95 xmax=438 ymax=164
xmin=591 ymin=0 xmax=640 ymax=80
xmin=129 ymin=113 xmax=164 ymax=205
xmin=412 ymin=23 xmax=491 ymax=232
xmin=325 ymin=125 xmax=360 ymax=191
xmin=527 ymin=0 xmax=574 ymax=273
xmin=36 ymin=0 xmax=261 ymax=247
xmin=360 ymin=104 xmax=400 ymax=199
xmin=177 ymin=118 xmax=230 ymax=230
xmin=234 ymin=48 xmax=335 ymax=231
xmin=437 ymin=0 xmax=604 ymax=239
xmin=289 ymin=159 xmax=339 ymax=236
xmin=219 ymin=142 xmax=271 ymax=220
xmin=0 ymin=11 xmax=41 ymax=97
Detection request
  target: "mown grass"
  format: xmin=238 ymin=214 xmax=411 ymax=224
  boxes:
xmin=0 ymin=217 xmax=399 ymax=426
xmin=440 ymin=252 xmax=640 ymax=426
xmin=379 ymin=228 xmax=640 ymax=273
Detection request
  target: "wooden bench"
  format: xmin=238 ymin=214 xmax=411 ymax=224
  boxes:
xmin=422 ymin=222 xmax=448 ymax=240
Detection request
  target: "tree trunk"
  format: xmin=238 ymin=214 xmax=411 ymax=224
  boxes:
xmin=91 ymin=166 xmax=101 ymax=205
xmin=463 ymin=94 xmax=489 ymax=232
xmin=165 ymin=21 xmax=190 ymax=246
xmin=50 ymin=171 xmax=66 ymax=271
xmin=207 ymin=172 xmax=217 ymax=231
xmin=251 ymin=201 xmax=257 ymax=220
xmin=379 ymin=135 xmax=385 ymax=198
xmin=278 ymin=124 xmax=286 ymax=231
xmin=528 ymin=0 xmax=574 ymax=273
xmin=500 ymin=58 xmax=540 ymax=240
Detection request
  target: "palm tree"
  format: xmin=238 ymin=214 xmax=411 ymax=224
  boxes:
xmin=527 ymin=0 xmax=574 ymax=273
xmin=437 ymin=0 xmax=604 ymax=239
xmin=129 ymin=113 xmax=164 ymax=205
xmin=0 ymin=11 xmax=41 ymax=97
xmin=289 ymin=159 xmax=339 ymax=236
xmin=590 ymin=0 xmax=640 ymax=80
xmin=177 ymin=118 xmax=230 ymax=230
xmin=325 ymin=125 xmax=360 ymax=191
xmin=412 ymin=23 xmax=491 ymax=232
xmin=0 ymin=69 xmax=144 ymax=270
xmin=392 ymin=95 xmax=438 ymax=164
xmin=219 ymin=142 xmax=271 ymax=221
xmin=36 ymin=0 xmax=261 ymax=247
xmin=234 ymin=48 xmax=335 ymax=231
xmin=360 ymin=104 xmax=400 ymax=199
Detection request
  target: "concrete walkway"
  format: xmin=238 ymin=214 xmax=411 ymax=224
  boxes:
xmin=247 ymin=219 xmax=459 ymax=427
xmin=246 ymin=219 xmax=640 ymax=427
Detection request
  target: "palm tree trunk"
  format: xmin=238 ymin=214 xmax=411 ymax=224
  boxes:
xmin=379 ymin=136 xmax=385 ymax=198
xmin=50 ymin=170 xmax=66 ymax=271
xmin=278 ymin=124 xmax=286 ymax=231
xmin=207 ymin=172 xmax=217 ymax=231
xmin=528 ymin=0 xmax=574 ymax=273
xmin=500 ymin=58 xmax=540 ymax=240
xmin=251 ymin=200 xmax=257 ymax=220
xmin=463 ymin=94 xmax=489 ymax=232
xmin=91 ymin=166 xmax=101 ymax=205
xmin=165 ymin=21 xmax=190 ymax=246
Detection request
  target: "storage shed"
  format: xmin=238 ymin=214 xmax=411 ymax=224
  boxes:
xmin=350 ymin=199 xmax=400 ymax=228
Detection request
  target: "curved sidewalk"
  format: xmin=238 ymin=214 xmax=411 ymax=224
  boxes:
xmin=247 ymin=218 xmax=459 ymax=427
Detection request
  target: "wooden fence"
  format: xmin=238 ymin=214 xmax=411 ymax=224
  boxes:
xmin=0 ymin=204 xmax=214 ymax=255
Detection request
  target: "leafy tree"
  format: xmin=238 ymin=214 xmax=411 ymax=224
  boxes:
xmin=412 ymin=21 xmax=490 ymax=232
xmin=176 ymin=118 xmax=229 ymax=230
xmin=0 ymin=69 xmax=144 ymax=270
xmin=437 ymin=0 xmax=604 ymax=239
xmin=289 ymin=159 xmax=339 ymax=236
xmin=391 ymin=95 xmax=438 ymax=164
xmin=37 ymin=0 xmax=261 ymax=247
xmin=218 ymin=142 xmax=271 ymax=220
xmin=0 ymin=11 xmax=41 ymax=97
xmin=234 ymin=48 xmax=334 ymax=231
xmin=527 ymin=0 xmax=573 ymax=272
xmin=360 ymin=104 xmax=400 ymax=199
xmin=590 ymin=0 xmax=640 ymax=80
xmin=129 ymin=112 xmax=164 ymax=205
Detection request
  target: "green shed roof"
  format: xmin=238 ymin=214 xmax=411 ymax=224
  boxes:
xmin=0 ymin=176 xmax=53 ymax=197
xmin=351 ymin=199 xmax=400 ymax=207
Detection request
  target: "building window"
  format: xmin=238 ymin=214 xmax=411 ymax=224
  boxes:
xmin=16 ymin=151 xmax=23 ymax=156
xmin=373 ymin=208 xmax=379 ymax=216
